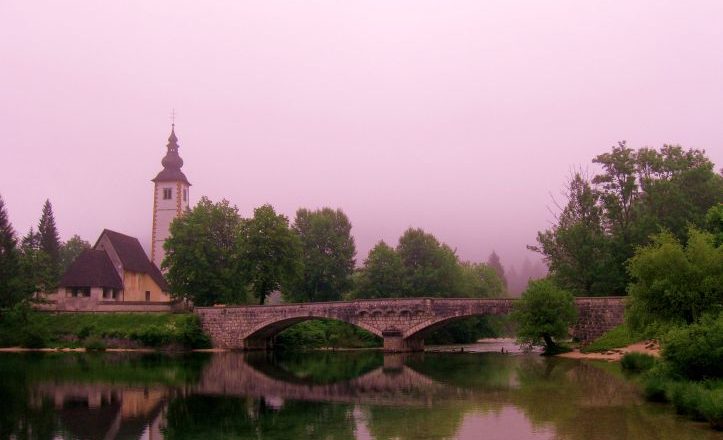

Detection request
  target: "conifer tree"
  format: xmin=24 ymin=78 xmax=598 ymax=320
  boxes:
xmin=486 ymin=250 xmax=508 ymax=289
xmin=0 ymin=195 xmax=25 ymax=309
xmin=37 ymin=199 xmax=61 ymax=266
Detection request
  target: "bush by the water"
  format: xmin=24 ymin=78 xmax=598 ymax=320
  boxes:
xmin=0 ymin=309 xmax=210 ymax=349
xmin=275 ymin=320 xmax=380 ymax=350
xmin=83 ymin=336 xmax=107 ymax=351
xmin=662 ymin=313 xmax=723 ymax=381
xmin=620 ymin=352 xmax=655 ymax=373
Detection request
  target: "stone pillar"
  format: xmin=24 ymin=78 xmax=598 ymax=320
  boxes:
xmin=383 ymin=330 xmax=424 ymax=352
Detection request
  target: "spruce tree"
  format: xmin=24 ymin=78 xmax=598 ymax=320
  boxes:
xmin=0 ymin=195 xmax=24 ymax=309
xmin=37 ymin=199 xmax=61 ymax=265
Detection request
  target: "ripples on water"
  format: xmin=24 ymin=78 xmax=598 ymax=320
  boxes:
xmin=0 ymin=341 xmax=720 ymax=440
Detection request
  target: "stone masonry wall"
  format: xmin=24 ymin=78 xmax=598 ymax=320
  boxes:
xmin=196 ymin=297 xmax=626 ymax=350
xmin=570 ymin=297 xmax=626 ymax=343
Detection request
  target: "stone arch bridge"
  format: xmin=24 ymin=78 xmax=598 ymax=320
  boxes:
xmin=196 ymin=297 xmax=624 ymax=352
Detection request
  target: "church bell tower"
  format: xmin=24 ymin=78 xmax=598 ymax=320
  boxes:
xmin=151 ymin=124 xmax=190 ymax=269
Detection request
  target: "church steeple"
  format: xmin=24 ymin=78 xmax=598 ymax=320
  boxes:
xmin=152 ymin=124 xmax=190 ymax=185
xmin=151 ymin=123 xmax=191 ymax=268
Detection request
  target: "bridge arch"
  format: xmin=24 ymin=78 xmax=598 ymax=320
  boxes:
xmin=195 ymin=297 xmax=625 ymax=352
xmin=244 ymin=314 xmax=384 ymax=342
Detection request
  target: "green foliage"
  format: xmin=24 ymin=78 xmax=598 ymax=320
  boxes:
xmin=533 ymin=143 xmax=723 ymax=297
xmin=275 ymin=319 xmax=380 ymax=350
xmin=239 ymin=205 xmax=301 ymax=304
xmin=83 ymin=336 xmax=107 ymax=351
xmin=532 ymin=173 xmax=624 ymax=296
xmin=668 ymin=381 xmax=707 ymax=420
xmin=486 ymin=250 xmax=508 ymax=289
xmin=458 ymin=262 xmax=506 ymax=298
xmin=287 ymin=208 xmax=356 ymax=302
xmin=396 ymin=228 xmax=462 ymax=297
xmin=620 ymin=352 xmax=655 ymax=373
xmin=661 ymin=313 xmax=723 ymax=381
xmin=0 ymin=302 xmax=49 ymax=348
xmin=580 ymin=324 xmax=640 ymax=353
xmin=706 ymin=203 xmax=723 ymax=246
xmin=163 ymin=197 xmax=248 ymax=306
xmin=37 ymin=199 xmax=61 ymax=270
xmin=0 ymin=195 xmax=31 ymax=310
xmin=512 ymin=279 xmax=577 ymax=353
xmin=626 ymin=229 xmax=723 ymax=331
xmin=0 ymin=311 xmax=210 ymax=349
xmin=353 ymin=241 xmax=404 ymax=298
xmin=700 ymin=388 xmax=723 ymax=430
xmin=59 ymin=234 xmax=90 ymax=273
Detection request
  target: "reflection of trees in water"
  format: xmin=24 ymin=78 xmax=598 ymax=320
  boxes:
xmin=245 ymin=350 xmax=384 ymax=384
xmin=3 ymin=352 xmax=721 ymax=440
xmin=163 ymin=396 xmax=356 ymax=440
xmin=510 ymin=358 xmax=719 ymax=440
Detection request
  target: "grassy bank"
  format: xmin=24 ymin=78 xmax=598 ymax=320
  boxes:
xmin=580 ymin=324 xmax=642 ymax=353
xmin=0 ymin=306 xmax=210 ymax=350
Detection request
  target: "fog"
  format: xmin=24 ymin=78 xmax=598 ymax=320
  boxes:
xmin=2 ymin=1 xmax=722 ymax=276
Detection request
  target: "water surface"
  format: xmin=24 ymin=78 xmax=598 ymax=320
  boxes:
xmin=1 ymin=343 xmax=719 ymax=440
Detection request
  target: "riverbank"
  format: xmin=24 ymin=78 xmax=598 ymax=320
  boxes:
xmin=559 ymin=340 xmax=660 ymax=361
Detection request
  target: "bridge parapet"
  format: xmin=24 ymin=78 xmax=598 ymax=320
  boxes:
xmin=195 ymin=297 xmax=625 ymax=352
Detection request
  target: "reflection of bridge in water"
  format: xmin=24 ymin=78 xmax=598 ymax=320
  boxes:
xmin=192 ymin=353 xmax=471 ymax=406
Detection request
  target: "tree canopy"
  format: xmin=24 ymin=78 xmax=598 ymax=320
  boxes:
xmin=533 ymin=143 xmax=723 ymax=296
xmin=0 ymin=195 xmax=28 ymax=310
xmin=626 ymin=228 xmax=722 ymax=332
xmin=286 ymin=208 xmax=356 ymax=303
xmin=239 ymin=205 xmax=301 ymax=304
xmin=59 ymin=235 xmax=91 ymax=273
xmin=163 ymin=197 xmax=248 ymax=306
xmin=512 ymin=279 xmax=577 ymax=353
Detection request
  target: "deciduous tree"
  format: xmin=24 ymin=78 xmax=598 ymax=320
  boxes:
xmin=59 ymin=235 xmax=91 ymax=273
xmin=163 ymin=197 xmax=247 ymax=306
xmin=287 ymin=208 xmax=356 ymax=302
xmin=626 ymin=228 xmax=723 ymax=332
xmin=353 ymin=241 xmax=404 ymax=299
xmin=512 ymin=279 xmax=577 ymax=354
xmin=239 ymin=205 xmax=301 ymax=304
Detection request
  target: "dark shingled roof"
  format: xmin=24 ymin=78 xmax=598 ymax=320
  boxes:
xmin=95 ymin=229 xmax=170 ymax=291
xmin=59 ymin=249 xmax=123 ymax=289
xmin=152 ymin=167 xmax=191 ymax=185
xmin=152 ymin=125 xmax=191 ymax=185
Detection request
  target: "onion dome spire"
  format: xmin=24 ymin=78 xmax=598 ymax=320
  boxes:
xmin=152 ymin=124 xmax=191 ymax=185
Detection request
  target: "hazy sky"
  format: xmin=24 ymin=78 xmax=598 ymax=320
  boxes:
xmin=2 ymin=1 xmax=722 ymax=269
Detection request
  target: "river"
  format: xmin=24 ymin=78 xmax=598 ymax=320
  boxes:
xmin=1 ymin=341 xmax=719 ymax=439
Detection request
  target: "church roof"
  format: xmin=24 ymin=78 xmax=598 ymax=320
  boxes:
xmin=95 ymin=229 xmax=170 ymax=291
xmin=59 ymin=249 xmax=123 ymax=289
xmin=152 ymin=124 xmax=191 ymax=185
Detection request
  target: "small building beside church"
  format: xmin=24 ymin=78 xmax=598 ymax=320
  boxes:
xmin=43 ymin=125 xmax=190 ymax=312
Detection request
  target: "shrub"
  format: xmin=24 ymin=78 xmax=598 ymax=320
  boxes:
xmin=700 ymin=388 xmax=723 ymax=430
xmin=662 ymin=313 xmax=723 ymax=380
xmin=131 ymin=325 xmax=170 ymax=347
xmin=20 ymin=326 xmax=48 ymax=348
xmin=620 ymin=352 xmax=656 ymax=373
xmin=84 ymin=336 xmax=107 ymax=351
xmin=642 ymin=364 xmax=672 ymax=402
xmin=76 ymin=325 xmax=95 ymax=340
xmin=668 ymin=382 xmax=706 ymax=421
xmin=176 ymin=315 xmax=211 ymax=349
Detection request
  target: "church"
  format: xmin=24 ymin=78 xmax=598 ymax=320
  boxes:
xmin=45 ymin=125 xmax=190 ymax=312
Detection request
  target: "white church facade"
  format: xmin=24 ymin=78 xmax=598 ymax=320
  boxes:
xmin=43 ymin=125 xmax=189 ymax=312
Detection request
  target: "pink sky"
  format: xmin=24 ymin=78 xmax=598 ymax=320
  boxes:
xmin=2 ymin=1 xmax=722 ymax=269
